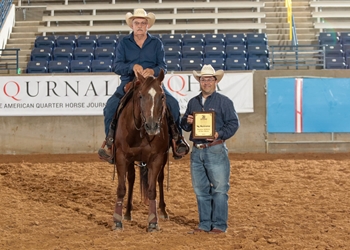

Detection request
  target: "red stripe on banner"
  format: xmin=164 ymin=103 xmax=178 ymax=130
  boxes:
xmin=295 ymin=78 xmax=303 ymax=133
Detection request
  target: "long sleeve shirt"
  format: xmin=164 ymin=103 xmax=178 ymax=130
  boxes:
xmin=114 ymin=32 xmax=167 ymax=96
xmin=180 ymin=91 xmax=240 ymax=144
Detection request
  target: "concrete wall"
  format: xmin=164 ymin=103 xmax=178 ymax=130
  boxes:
xmin=2 ymin=69 xmax=350 ymax=155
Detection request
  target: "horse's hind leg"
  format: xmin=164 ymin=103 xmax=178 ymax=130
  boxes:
xmin=112 ymin=166 xmax=127 ymax=230
xmin=124 ymin=162 xmax=135 ymax=221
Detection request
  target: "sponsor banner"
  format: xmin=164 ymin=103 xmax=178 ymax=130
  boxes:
xmin=0 ymin=72 xmax=253 ymax=116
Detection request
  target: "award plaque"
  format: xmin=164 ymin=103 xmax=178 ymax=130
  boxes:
xmin=192 ymin=111 xmax=215 ymax=139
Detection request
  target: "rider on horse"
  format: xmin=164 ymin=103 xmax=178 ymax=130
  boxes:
xmin=98 ymin=8 xmax=189 ymax=163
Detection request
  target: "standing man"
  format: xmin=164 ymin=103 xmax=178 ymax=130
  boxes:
xmin=180 ymin=64 xmax=240 ymax=234
xmin=98 ymin=9 xmax=189 ymax=163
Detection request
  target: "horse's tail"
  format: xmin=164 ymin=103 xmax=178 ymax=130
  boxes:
xmin=139 ymin=164 xmax=149 ymax=204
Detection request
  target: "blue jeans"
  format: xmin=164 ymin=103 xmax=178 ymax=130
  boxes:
xmin=103 ymin=87 xmax=181 ymax=137
xmin=190 ymin=143 xmax=230 ymax=232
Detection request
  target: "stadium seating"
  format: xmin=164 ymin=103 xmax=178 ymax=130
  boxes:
xmin=181 ymin=45 xmax=204 ymax=58
xmin=248 ymin=57 xmax=270 ymax=70
xmin=164 ymin=45 xmax=182 ymax=59
xmin=204 ymin=45 xmax=226 ymax=59
xmin=26 ymin=61 xmax=48 ymax=73
xmin=204 ymin=34 xmax=225 ymax=46
xmin=30 ymin=47 xmax=52 ymax=62
xmin=73 ymin=47 xmax=94 ymax=61
xmin=325 ymin=57 xmax=347 ymax=69
xmin=246 ymin=33 xmax=267 ymax=45
xmin=97 ymin=35 xmax=118 ymax=48
xmin=339 ymin=32 xmax=350 ymax=45
xmin=318 ymin=32 xmax=340 ymax=45
xmin=94 ymin=47 xmax=115 ymax=62
xmin=48 ymin=60 xmax=70 ymax=73
xmin=225 ymin=57 xmax=247 ymax=70
xmin=225 ymin=44 xmax=247 ymax=59
xmin=70 ymin=59 xmax=91 ymax=73
xmin=34 ymin=35 xmax=55 ymax=49
xmin=76 ymin=35 xmax=97 ymax=48
xmin=203 ymin=58 xmax=225 ymax=70
xmin=56 ymin=35 xmax=76 ymax=48
xmin=225 ymin=33 xmax=246 ymax=46
xmin=161 ymin=34 xmax=182 ymax=46
xmin=247 ymin=44 xmax=269 ymax=59
xmin=166 ymin=58 xmax=181 ymax=71
xmin=324 ymin=44 xmax=344 ymax=58
xmin=52 ymin=47 xmax=73 ymax=61
xmin=182 ymin=34 xmax=205 ymax=46
xmin=91 ymin=60 xmax=112 ymax=72
xmin=180 ymin=58 xmax=203 ymax=71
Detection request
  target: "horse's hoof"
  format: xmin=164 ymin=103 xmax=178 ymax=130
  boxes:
xmin=124 ymin=215 xmax=132 ymax=221
xmin=112 ymin=221 xmax=123 ymax=231
xmin=147 ymin=223 xmax=160 ymax=232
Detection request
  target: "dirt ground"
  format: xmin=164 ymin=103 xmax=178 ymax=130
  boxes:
xmin=1 ymin=152 xmax=349 ymax=250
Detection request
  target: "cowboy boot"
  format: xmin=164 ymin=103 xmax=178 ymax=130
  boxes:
xmin=166 ymin=108 xmax=190 ymax=159
xmin=98 ymin=120 xmax=116 ymax=164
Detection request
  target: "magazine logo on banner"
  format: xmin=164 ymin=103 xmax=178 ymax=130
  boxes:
xmin=0 ymin=75 xmax=120 ymax=116
xmin=0 ymin=72 xmax=253 ymax=116
xmin=163 ymin=72 xmax=254 ymax=114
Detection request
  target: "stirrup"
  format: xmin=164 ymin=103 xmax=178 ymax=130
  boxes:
xmin=98 ymin=141 xmax=114 ymax=164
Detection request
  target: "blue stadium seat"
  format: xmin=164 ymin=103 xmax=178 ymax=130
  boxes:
xmin=204 ymin=45 xmax=226 ymax=58
xmin=318 ymin=32 xmax=339 ymax=45
xmin=225 ymin=44 xmax=247 ymax=59
xmin=225 ymin=33 xmax=246 ymax=46
xmin=181 ymin=45 xmax=204 ymax=58
xmin=166 ymin=58 xmax=181 ymax=71
xmin=325 ymin=44 xmax=344 ymax=58
xmin=73 ymin=47 xmax=94 ymax=61
xmin=70 ymin=59 xmax=91 ymax=73
xmin=225 ymin=57 xmax=247 ymax=70
xmin=339 ymin=32 xmax=350 ymax=45
xmin=48 ymin=60 xmax=70 ymax=73
xmin=204 ymin=34 xmax=225 ymax=45
xmin=182 ymin=34 xmax=205 ymax=46
xmin=164 ymin=45 xmax=182 ymax=59
xmin=76 ymin=35 xmax=97 ymax=48
xmin=91 ymin=60 xmax=112 ymax=72
xmin=31 ymin=47 xmax=52 ymax=62
xmin=161 ymin=34 xmax=182 ymax=46
xmin=56 ymin=35 xmax=76 ymax=48
xmin=343 ymin=44 xmax=350 ymax=59
xmin=246 ymin=33 xmax=267 ymax=46
xmin=325 ymin=57 xmax=347 ymax=69
xmin=97 ymin=34 xmax=118 ymax=48
xmin=94 ymin=47 xmax=115 ymax=61
xmin=26 ymin=61 xmax=48 ymax=73
xmin=180 ymin=58 xmax=203 ymax=71
xmin=203 ymin=58 xmax=225 ymax=70
xmin=248 ymin=57 xmax=270 ymax=70
xmin=53 ymin=47 xmax=73 ymax=61
xmin=247 ymin=44 xmax=269 ymax=59
xmin=117 ymin=34 xmax=127 ymax=42
xmin=34 ymin=35 xmax=55 ymax=49
xmin=346 ymin=57 xmax=350 ymax=68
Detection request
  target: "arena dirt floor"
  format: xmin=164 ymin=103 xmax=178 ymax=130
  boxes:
xmin=0 ymin=152 xmax=349 ymax=250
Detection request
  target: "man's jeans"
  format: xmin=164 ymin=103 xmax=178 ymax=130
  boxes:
xmin=190 ymin=142 xmax=230 ymax=232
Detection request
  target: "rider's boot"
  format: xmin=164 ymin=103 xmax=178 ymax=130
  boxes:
xmin=166 ymin=109 xmax=190 ymax=160
xmin=98 ymin=121 xmax=116 ymax=164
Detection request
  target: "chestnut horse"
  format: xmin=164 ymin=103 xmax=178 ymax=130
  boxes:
xmin=112 ymin=69 xmax=169 ymax=232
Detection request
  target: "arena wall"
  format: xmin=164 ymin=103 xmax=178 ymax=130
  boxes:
xmin=1 ymin=69 xmax=350 ymax=155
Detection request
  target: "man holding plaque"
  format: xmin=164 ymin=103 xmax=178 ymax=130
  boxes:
xmin=180 ymin=64 xmax=240 ymax=234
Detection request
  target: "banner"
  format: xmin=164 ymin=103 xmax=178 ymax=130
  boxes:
xmin=0 ymin=72 xmax=253 ymax=116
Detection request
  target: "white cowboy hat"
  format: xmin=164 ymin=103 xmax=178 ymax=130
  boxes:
xmin=193 ymin=64 xmax=224 ymax=83
xmin=125 ymin=8 xmax=156 ymax=29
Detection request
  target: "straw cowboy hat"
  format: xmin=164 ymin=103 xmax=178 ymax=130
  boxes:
xmin=193 ymin=64 xmax=224 ymax=83
xmin=125 ymin=8 xmax=156 ymax=29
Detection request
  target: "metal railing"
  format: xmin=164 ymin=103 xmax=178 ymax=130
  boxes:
xmin=0 ymin=48 xmax=21 ymax=74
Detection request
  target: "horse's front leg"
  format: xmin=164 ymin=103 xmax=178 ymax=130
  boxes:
xmin=112 ymin=166 xmax=127 ymax=231
xmin=124 ymin=162 xmax=135 ymax=221
xmin=147 ymin=166 xmax=162 ymax=232
xmin=157 ymin=162 xmax=168 ymax=219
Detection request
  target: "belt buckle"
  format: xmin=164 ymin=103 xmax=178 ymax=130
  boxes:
xmin=195 ymin=143 xmax=203 ymax=149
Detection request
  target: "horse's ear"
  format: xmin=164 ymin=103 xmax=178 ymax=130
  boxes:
xmin=137 ymin=72 xmax=145 ymax=83
xmin=158 ymin=69 xmax=165 ymax=83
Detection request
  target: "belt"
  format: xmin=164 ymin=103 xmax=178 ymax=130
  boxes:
xmin=193 ymin=140 xmax=225 ymax=149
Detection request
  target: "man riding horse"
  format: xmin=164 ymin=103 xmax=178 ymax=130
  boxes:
xmin=98 ymin=8 xmax=189 ymax=163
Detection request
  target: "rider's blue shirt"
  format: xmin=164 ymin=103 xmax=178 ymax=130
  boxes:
xmin=114 ymin=32 xmax=167 ymax=96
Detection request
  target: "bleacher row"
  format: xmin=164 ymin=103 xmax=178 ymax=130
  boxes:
xmin=26 ymin=32 xmax=270 ymax=73
xmin=319 ymin=31 xmax=350 ymax=69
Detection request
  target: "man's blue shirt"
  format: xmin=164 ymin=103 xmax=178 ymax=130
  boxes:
xmin=180 ymin=91 xmax=240 ymax=143
xmin=114 ymin=32 xmax=167 ymax=95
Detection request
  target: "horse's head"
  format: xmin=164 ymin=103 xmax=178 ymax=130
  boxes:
xmin=137 ymin=69 xmax=166 ymax=136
